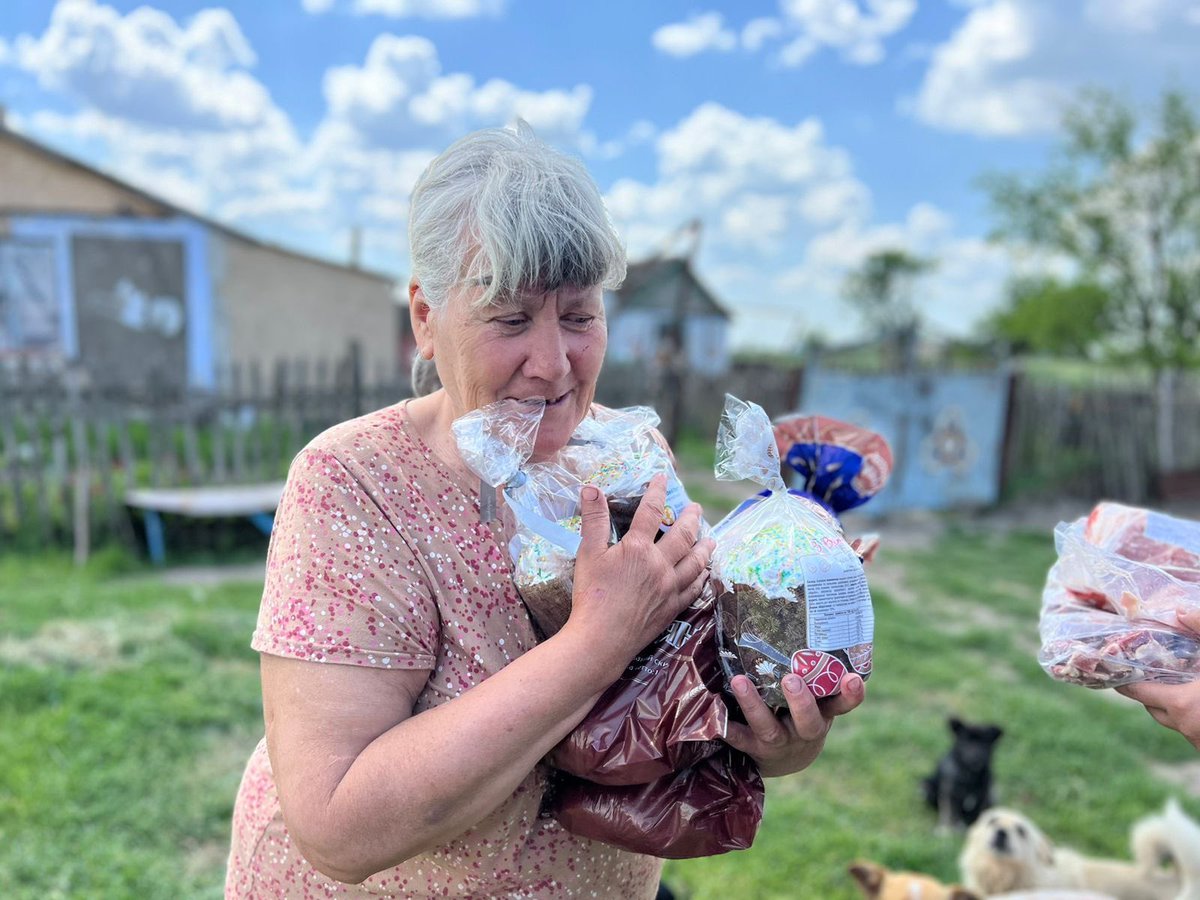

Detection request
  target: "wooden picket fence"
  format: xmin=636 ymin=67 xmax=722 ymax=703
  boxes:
xmin=8 ymin=351 xmax=1198 ymax=559
xmin=1001 ymin=369 xmax=1200 ymax=504
xmin=0 ymin=352 xmax=411 ymax=557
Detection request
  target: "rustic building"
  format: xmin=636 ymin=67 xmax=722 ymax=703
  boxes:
xmin=604 ymin=255 xmax=731 ymax=377
xmin=0 ymin=122 xmax=407 ymax=392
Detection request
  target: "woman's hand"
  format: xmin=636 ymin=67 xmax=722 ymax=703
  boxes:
xmin=723 ymin=671 xmax=865 ymax=777
xmin=1115 ymin=606 xmax=1200 ymax=750
xmin=564 ymin=473 xmax=714 ymax=678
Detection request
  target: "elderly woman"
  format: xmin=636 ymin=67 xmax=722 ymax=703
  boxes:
xmin=225 ymin=124 xmax=865 ymax=898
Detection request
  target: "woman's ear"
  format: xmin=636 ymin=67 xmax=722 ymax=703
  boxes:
xmin=409 ymin=281 xmax=436 ymax=361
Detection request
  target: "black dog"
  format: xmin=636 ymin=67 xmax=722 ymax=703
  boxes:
xmin=922 ymin=716 xmax=1003 ymax=832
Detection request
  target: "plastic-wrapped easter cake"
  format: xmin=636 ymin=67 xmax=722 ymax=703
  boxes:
xmin=710 ymin=395 xmax=875 ymax=707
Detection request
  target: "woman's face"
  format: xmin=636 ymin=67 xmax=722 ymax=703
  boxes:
xmin=413 ymin=280 xmax=608 ymax=459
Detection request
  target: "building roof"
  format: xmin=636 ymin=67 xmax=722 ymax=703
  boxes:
xmin=0 ymin=123 xmax=397 ymax=286
xmin=614 ymin=256 xmax=731 ymax=320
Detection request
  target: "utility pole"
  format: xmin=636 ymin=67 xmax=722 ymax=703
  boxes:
xmin=661 ymin=219 xmax=701 ymax=447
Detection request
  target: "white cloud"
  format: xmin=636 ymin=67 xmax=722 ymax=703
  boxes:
xmin=605 ymin=102 xmax=1016 ymax=349
xmin=779 ymin=35 xmax=819 ymax=67
xmin=653 ymin=0 xmax=916 ymax=68
xmin=774 ymin=209 xmax=1011 ymax=344
xmin=912 ymin=0 xmax=1200 ymax=137
xmin=722 ymin=194 xmax=791 ymax=248
xmin=741 ymin=17 xmax=783 ymax=51
xmin=302 ymin=0 xmax=504 ymax=17
xmin=4 ymin=0 xmax=302 ymax=222
xmin=8 ymin=0 xmax=284 ymax=133
xmin=579 ymin=119 xmax=658 ymax=160
xmin=799 ymin=180 xmax=870 ymax=226
xmin=320 ymin=33 xmax=592 ymax=149
xmin=652 ymin=13 xmax=737 ymax=57
xmin=1084 ymin=0 xmax=1183 ymax=32
xmin=777 ymin=0 xmax=917 ymax=65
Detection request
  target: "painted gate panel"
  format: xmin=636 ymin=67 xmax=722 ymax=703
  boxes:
xmin=798 ymin=367 xmax=1011 ymax=514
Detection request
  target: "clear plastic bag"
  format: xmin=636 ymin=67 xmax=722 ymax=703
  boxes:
xmin=455 ymin=400 xmax=698 ymax=638
xmin=710 ymin=395 xmax=875 ymax=707
xmin=1039 ymin=503 xmax=1200 ymax=688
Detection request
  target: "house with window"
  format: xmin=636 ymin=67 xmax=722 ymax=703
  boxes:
xmin=0 ymin=120 xmax=407 ymax=392
xmin=604 ymin=255 xmax=731 ymax=377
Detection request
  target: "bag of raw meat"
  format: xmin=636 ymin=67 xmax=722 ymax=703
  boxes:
xmin=772 ymin=413 xmax=894 ymax=516
xmin=710 ymin=395 xmax=876 ymax=708
xmin=1039 ymin=502 xmax=1200 ymax=688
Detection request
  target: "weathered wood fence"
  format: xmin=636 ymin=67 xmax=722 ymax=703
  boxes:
xmin=1002 ymin=370 xmax=1200 ymax=505
xmin=6 ymin=354 xmax=1200 ymax=557
xmin=0 ymin=351 xmax=411 ymax=556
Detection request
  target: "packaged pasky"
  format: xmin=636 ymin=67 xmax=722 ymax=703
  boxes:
xmin=710 ymin=395 xmax=876 ymax=707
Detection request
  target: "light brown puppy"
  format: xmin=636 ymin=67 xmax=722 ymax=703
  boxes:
xmin=959 ymin=801 xmax=1200 ymax=900
xmin=849 ymin=859 xmax=981 ymax=900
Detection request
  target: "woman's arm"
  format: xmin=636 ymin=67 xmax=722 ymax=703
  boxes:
xmin=263 ymin=475 xmax=713 ymax=883
xmin=1114 ymin=606 xmax=1200 ymax=750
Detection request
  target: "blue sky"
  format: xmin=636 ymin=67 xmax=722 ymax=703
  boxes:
xmin=2 ymin=0 xmax=1198 ymax=350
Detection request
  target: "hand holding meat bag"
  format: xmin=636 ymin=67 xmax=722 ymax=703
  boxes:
xmin=1039 ymin=502 xmax=1200 ymax=688
xmin=711 ymin=395 xmax=876 ymax=708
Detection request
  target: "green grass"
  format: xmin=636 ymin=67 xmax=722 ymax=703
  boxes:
xmin=2 ymin=525 xmax=1197 ymax=898
xmin=0 ymin=551 xmax=265 ymax=900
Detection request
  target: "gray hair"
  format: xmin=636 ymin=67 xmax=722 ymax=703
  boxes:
xmin=408 ymin=122 xmax=626 ymax=310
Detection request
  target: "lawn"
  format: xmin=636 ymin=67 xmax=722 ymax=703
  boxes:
xmin=1 ymin=521 xmax=1197 ymax=898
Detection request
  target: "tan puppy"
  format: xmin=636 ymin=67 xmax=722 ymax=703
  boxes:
xmin=849 ymin=859 xmax=981 ymax=900
xmin=959 ymin=800 xmax=1200 ymax=900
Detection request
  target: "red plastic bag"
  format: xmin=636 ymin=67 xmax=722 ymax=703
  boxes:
xmin=549 ymin=584 xmax=728 ymax=785
xmin=547 ymin=746 xmax=764 ymax=859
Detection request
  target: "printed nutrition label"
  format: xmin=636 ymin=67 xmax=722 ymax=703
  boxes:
xmin=800 ymin=554 xmax=874 ymax=650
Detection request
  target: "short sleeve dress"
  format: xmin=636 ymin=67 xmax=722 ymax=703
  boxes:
xmin=225 ymin=401 xmax=663 ymax=899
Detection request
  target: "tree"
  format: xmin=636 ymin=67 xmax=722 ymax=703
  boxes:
xmin=841 ymin=248 xmax=935 ymax=371
xmin=982 ymin=87 xmax=1200 ymax=372
xmin=984 ymin=276 xmax=1114 ymax=358
xmin=982 ymin=86 xmax=1200 ymax=473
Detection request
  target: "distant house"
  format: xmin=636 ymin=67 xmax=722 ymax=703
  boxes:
xmin=0 ymin=121 xmax=407 ymax=392
xmin=605 ymin=256 xmax=731 ymax=376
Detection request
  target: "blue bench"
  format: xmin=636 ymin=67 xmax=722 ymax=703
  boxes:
xmin=125 ymin=482 xmax=286 ymax=564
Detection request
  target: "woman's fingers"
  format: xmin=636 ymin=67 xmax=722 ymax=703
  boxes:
xmin=575 ymin=484 xmax=611 ymax=565
xmin=730 ymin=675 xmax=796 ymax=743
xmin=720 ymin=681 xmax=787 ymax=758
xmin=655 ymin=501 xmax=702 ymax=560
xmin=671 ymin=537 xmax=714 ymax=591
xmin=626 ymin=473 xmax=669 ymax=539
xmin=813 ymin=674 xmax=865 ymax=719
